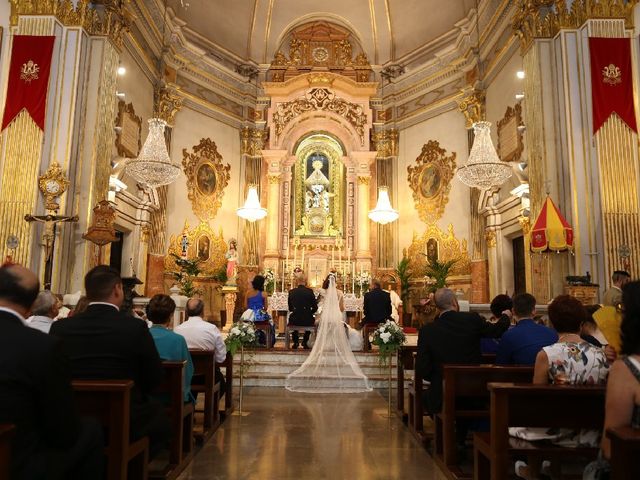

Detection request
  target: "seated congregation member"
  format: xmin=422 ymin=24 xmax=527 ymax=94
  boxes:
xmin=601 ymin=280 xmax=640 ymax=460
xmin=416 ymin=288 xmax=509 ymax=415
xmin=362 ymin=278 xmax=392 ymax=325
xmin=288 ymin=272 xmax=318 ymax=349
xmin=50 ymin=265 xmax=169 ymax=458
xmin=243 ymin=274 xmax=275 ymax=346
xmin=511 ymin=295 xmax=609 ymax=479
xmin=0 ymin=265 xmax=103 ymax=480
xmin=147 ymin=294 xmax=194 ymax=403
xmin=26 ymin=289 xmax=60 ymax=334
xmin=496 ymin=293 xmax=558 ymax=365
xmin=480 ymin=294 xmax=513 ymax=354
xmin=175 ymin=298 xmax=227 ymax=392
xmin=602 ymin=270 xmax=630 ymax=307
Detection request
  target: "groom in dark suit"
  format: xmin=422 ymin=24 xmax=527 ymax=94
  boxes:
xmin=288 ymin=272 xmax=318 ymax=349
xmin=362 ymin=278 xmax=392 ymax=325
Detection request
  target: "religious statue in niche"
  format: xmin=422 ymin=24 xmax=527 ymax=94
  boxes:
xmin=427 ymin=238 xmax=439 ymax=263
xmin=225 ymin=239 xmax=239 ymax=285
xmin=293 ymin=136 xmax=345 ymax=238
xmin=197 ymin=235 xmax=210 ymax=261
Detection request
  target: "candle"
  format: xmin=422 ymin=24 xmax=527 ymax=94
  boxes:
xmin=293 ymin=238 xmax=298 ymax=266
xmin=301 ymin=245 xmax=305 ymax=269
xmin=282 ymin=260 xmax=285 ymax=293
xmin=331 ymin=246 xmax=335 ymax=268
xmin=352 ymin=262 xmax=355 ymax=293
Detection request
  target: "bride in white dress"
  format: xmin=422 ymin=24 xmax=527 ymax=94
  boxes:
xmin=285 ymin=274 xmax=371 ymax=393
xmin=315 ymin=276 xmax=363 ymax=351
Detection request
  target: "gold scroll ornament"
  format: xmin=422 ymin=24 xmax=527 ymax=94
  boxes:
xmin=182 ymin=138 xmax=231 ymax=222
xmin=407 ymin=140 xmax=457 ymax=224
xmin=407 ymin=223 xmax=471 ymax=277
xmin=164 ymin=221 xmax=227 ymax=277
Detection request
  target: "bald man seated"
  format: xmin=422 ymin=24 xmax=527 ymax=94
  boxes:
xmin=51 ymin=265 xmax=169 ymax=459
xmin=0 ymin=264 xmax=103 ymax=480
xmin=416 ymin=288 xmax=510 ymax=415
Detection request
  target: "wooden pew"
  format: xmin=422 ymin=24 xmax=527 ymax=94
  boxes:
xmin=473 ymin=383 xmax=605 ymax=480
xmin=407 ymin=354 xmax=432 ymax=446
xmin=189 ymin=350 xmax=221 ymax=443
xmin=0 ymin=424 xmax=14 ymax=480
xmin=151 ymin=361 xmax=194 ymax=480
xmin=607 ymin=426 xmax=640 ymax=480
xmin=72 ymin=380 xmax=149 ymax=480
xmin=433 ymin=365 xmax=533 ymax=479
xmin=396 ymin=345 xmax=417 ymax=421
xmin=217 ymin=352 xmax=234 ymax=417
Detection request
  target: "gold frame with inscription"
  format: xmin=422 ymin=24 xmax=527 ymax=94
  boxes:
xmin=497 ymin=103 xmax=524 ymax=164
xmin=115 ymin=101 xmax=142 ymax=158
xmin=407 ymin=140 xmax=457 ymax=224
xmin=182 ymin=138 xmax=231 ymax=222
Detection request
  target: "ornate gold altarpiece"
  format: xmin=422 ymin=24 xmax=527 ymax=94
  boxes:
xmin=407 ymin=223 xmax=472 ymax=278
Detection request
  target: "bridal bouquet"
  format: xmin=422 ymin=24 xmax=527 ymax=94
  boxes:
xmin=371 ymin=320 xmax=406 ymax=365
xmin=225 ymin=321 xmax=258 ymax=355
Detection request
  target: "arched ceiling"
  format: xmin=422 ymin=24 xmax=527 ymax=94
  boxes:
xmin=165 ymin=0 xmax=476 ymax=66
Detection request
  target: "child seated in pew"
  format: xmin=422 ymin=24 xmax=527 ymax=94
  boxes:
xmin=148 ymin=294 xmax=195 ymax=403
xmin=510 ymin=295 xmax=610 ymax=479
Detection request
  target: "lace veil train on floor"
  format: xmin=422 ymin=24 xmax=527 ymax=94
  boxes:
xmin=285 ymin=275 xmax=372 ymax=393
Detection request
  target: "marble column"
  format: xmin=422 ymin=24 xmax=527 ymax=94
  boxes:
xmin=356 ymin=175 xmax=371 ymax=266
xmin=262 ymin=150 xmax=287 ymax=269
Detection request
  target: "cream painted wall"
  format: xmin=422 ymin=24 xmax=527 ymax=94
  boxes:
xmin=167 ymin=107 xmax=242 ymax=251
xmin=397 ymin=108 xmax=470 ymax=254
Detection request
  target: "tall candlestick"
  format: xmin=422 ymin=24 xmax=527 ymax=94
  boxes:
xmin=331 ymin=246 xmax=335 ymax=268
xmin=352 ymin=262 xmax=355 ymax=293
xmin=293 ymin=238 xmax=298 ymax=266
xmin=282 ymin=260 xmax=285 ymax=293
xmin=301 ymin=245 xmax=305 ymax=269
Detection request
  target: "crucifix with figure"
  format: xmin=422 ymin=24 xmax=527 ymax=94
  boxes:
xmin=25 ymin=162 xmax=78 ymax=290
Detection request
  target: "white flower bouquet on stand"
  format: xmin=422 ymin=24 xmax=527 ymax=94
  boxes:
xmin=225 ymin=321 xmax=257 ymax=415
xmin=371 ymin=320 xmax=406 ymax=418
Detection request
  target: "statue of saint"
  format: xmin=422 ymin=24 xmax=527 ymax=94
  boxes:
xmin=225 ymin=239 xmax=239 ymax=285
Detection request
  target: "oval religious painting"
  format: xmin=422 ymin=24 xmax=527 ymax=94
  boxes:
xmin=420 ymin=164 xmax=442 ymax=199
xmin=197 ymin=235 xmax=210 ymax=261
xmin=196 ymin=163 xmax=217 ymax=196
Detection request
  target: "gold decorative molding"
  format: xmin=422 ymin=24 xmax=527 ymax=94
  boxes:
xmin=485 ymin=230 xmax=497 ymax=248
xmin=407 ymin=140 xmax=457 ymax=224
xmin=497 ymin=103 xmax=524 ymax=164
xmin=10 ymin=0 xmax=132 ymax=48
xmin=307 ymin=73 xmax=335 ymax=87
xmin=407 ymin=223 xmax=471 ymax=277
xmin=153 ymin=85 xmax=183 ymax=126
xmin=357 ymin=176 xmax=371 ymax=185
xmin=82 ymin=200 xmax=118 ymax=246
xmin=372 ymin=129 xmax=399 ymax=158
xmin=268 ymin=174 xmax=281 ymax=184
xmin=115 ymin=100 xmax=142 ymax=158
xmin=240 ymin=126 xmax=267 ymax=157
xmin=164 ymin=220 xmax=227 ymax=276
xmin=273 ymin=87 xmax=367 ymax=145
xmin=457 ymin=90 xmax=486 ymax=129
xmin=268 ymin=20 xmax=372 ymax=83
xmin=513 ymin=0 xmax=638 ymax=53
xmin=182 ymin=138 xmax=231 ymax=222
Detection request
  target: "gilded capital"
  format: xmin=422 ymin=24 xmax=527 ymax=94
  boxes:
xmin=240 ymin=126 xmax=267 ymax=157
xmin=485 ymin=230 xmax=497 ymax=249
xmin=372 ymin=129 xmax=399 ymax=159
xmin=357 ymin=176 xmax=370 ymax=186
xmin=154 ymin=86 xmax=183 ymax=126
xmin=519 ymin=216 xmax=531 ymax=235
xmin=10 ymin=0 xmax=131 ymax=48
xmin=512 ymin=0 xmax=638 ymax=53
xmin=457 ymin=90 xmax=485 ymax=129
xmin=268 ymin=174 xmax=282 ymax=184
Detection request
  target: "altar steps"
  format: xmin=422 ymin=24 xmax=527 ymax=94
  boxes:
xmin=231 ymin=350 xmax=398 ymax=389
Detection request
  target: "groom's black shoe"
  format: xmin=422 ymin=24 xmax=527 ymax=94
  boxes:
xmin=291 ymin=342 xmax=299 ymax=349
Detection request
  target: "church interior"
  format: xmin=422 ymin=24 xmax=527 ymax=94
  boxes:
xmin=2 ymin=0 xmax=640 ymax=479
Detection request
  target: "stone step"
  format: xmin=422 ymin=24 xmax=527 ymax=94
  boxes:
xmin=233 ymin=374 xmax=397 ymax=389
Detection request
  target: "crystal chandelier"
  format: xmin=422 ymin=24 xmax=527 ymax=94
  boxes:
xmin=237 ymin=185 xmax=267 ymax=222
xmin=368 ymin=187 xmax=399 ymax=224
xmin=126 ymin=118 xmax=181 ymax=188
xmin=456 ymin=121 xmax=512 ymax=189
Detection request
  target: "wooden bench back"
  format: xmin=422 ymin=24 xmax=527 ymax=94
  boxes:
xmin=489 ymin=382 xmax=606 ymax=430
xmin=189 ymin=350 xmax=215 ymax=380
xmin=157 ymin=361 xmax=186 ymax=408
xmin=443 ymin=365 xmax=533 ymax=404
xmin=0 ymin=424 xmax=14 ymax=480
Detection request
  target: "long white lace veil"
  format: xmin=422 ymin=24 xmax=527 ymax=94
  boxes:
xmin=285 ymin=275 xmax=372 ymax=393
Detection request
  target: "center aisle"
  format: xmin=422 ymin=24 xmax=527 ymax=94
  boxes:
xmin=177 ymin=387 xmax=447 ymax=480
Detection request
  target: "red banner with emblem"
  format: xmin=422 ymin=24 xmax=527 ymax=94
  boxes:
xmin=589 ymin=37 xmax=637 ymax=133
xmin=1 ymin=35 xmax=55 ymax=131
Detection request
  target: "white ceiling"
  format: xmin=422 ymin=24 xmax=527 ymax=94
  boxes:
xmin=166 ymin=0 xmax=476 ymax=65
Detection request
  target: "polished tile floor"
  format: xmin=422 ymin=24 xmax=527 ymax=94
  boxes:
xmin=178 ymin=387 xmax=447 ymax=480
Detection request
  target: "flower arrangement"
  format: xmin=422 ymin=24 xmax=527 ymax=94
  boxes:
xmin=224 ymin=321 xmax=258 ymax=355
xmin=263 ymin=268 xmax=276 ymax=294
xmin=355 ymin=271 xmax=371 ymax=296
xmin=371 ymin=320 xmax=406 ymax=365
xmin=170 ymin=253 xmax=202 ymax=297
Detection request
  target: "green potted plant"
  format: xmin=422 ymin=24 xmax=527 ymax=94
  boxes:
xmin=171 ymin=253 xmax=203 ymax=297
xmin=395 ymin=256 xmax=412 ymax=324
xmin=423 ymin=257 xmax=457 ymax=293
